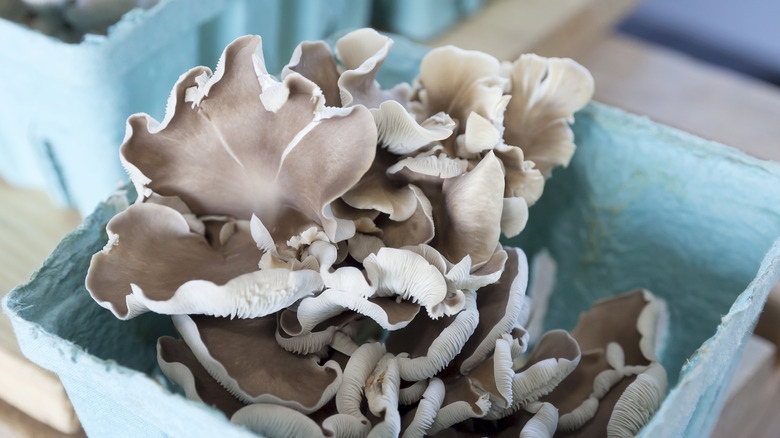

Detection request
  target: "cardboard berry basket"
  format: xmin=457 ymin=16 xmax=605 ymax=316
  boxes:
xmin=0 ymin=0 xmax=228 ymax=215
xmin=4 ymin=38 xmax=780 ymax=437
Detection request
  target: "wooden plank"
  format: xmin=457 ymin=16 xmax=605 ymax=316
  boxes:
xmin=755 ymin=283 xmax=780 ymax=354
xmin=710 ymin=336 xmax=777 ymax=438
xmin=574 ymin=34 xmax=780 ymax=160
xmin=740 ymin=366 xmax=780 ymax=438
xmin=0 ymin=397 xmax=85 ymax=438
xmin=0 ymin=177 xmax=82 ymax=434
xmin=430 ymin=0 xmax=641 ymax=60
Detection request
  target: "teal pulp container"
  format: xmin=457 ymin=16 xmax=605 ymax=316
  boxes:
xmin=3 ymin=37 xmax=780 ymax=436
xmin=0 ymin=0 xmax=229 ymax=215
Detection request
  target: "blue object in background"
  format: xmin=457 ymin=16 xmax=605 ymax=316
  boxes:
xmin=277 ymin=0 xmax=372 ymax=72
xmin=199 ymin=0 xmax=282 ymax=74
xmin=4 ymin=101 xmax=780 ymax=436
xmin=372 ymin=0 xmax=487 ymax=41
xmin=619 ymin=0 xmax=780 ymax=84
xmin=199 ymin=0 xmax=374 ymax=76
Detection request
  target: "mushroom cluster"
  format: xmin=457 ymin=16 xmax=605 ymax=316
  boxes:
xmin=85 ymin=29 xmax=667 ymax=437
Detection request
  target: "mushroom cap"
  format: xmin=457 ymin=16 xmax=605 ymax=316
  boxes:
xmin=571 ymin=289 xmax=661 ymax=365
xmin=334 ymin=27 xmax=411 ymax=109
xmin=157 ymin=336 xmax=246 ymax=418
xmin=545 ymin=290 xmax=668 ymax=435
xmin=483 ymin=329 xmax=581 ymax=421
xmin=454 ymin=247 xmax=531 ymax=375
xmin=414 ymin=46 xmax=508 ymax=131
xmin=373 ymin=103 xmax=456 ymax=155
xmin=503 ymin=54 xmax=594 ymax=178
xmin=86 ymin=202 xmax=322 ymax=320
xmin=283 ymin=40 xmax=342 ymax=106
xmin=173 ymin=314 xmax=342 ymax=414
xmin=120 ymin=35 xmax=377 ymax=242
xmin=342 ymin=148 xmax=423 ymax=222
xmin=384 ymin=291 xmax=480 ymax=381
xmin=434 ymin=151 xmax=505 ymax=269
xmin=377 ymin=185 xmax=435 ymax=249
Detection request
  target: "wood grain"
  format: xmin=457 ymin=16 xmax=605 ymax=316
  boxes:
xmin=575 ymin=34 xmax=780 ymax=159
xmin=430 ymin=0 xmax=641 ymax=60
xmin=0 ymin=397 xmax=84 ymax=438
xmin=710 ymin=336 xmax=777 ymax=438
xmin=0 ymin=177 xmax=81 ymax=434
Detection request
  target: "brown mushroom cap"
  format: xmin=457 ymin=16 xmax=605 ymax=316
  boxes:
xmin=173 ymin=314 xmax=341 ymax=413
xmin=454 ymin=247 xmax=531 ymax=375
xmin=86 ymin=202 xmax=321 ymax=320
xmin=571 ymin=289 xmax=660 ymax=366
xmin=503 ymin=54 xmax=594 ymax=178
xmin=546 ymin=290 xmax=667 ymax=435
xmin=121 ymin=35 xmax=377 ymax=242
xmin=483 ymin=330 xmax=581 ymax=421
xmin=335 ymin=27 xmax=411 ymax=109
xmin=283 ymin=40 xmax=341 ymax=106
xmin=384 ymin=291 xmax=480 ymax=381
xmin=378 ymin=185 xmax=436 ymax=249
xmin=414 ymin=46 xmax=508 ymax=131
xmin=157 ymin=336 xmax=246 ymax=418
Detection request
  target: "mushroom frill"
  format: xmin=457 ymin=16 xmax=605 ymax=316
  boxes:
xmin=85 ymin=29 xmax=667 ymax=437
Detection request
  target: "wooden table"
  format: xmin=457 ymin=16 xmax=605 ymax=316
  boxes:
xmin=3 ymin=0 xmax=780 ymax=435
xmin=0 ymin=179 xmax=82 ymax=435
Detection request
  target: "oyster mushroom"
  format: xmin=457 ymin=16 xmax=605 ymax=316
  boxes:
xmin=401 ymin=378 xmax=446 ymax=438
xmin=432 ymin=401 xmax=559 ymax=438
xmin=434 ymin=151 xmax=505 ymax=269
xmin=334 ymin=27 xmax=411 ymax=109
xmin=364 ymin=354 xmax=404 ymax=437
xmin=482 ymin=330 xmax=582 ymax=421
xmin=373 ymin=103 xmax=456 ymax=155
xmin=283 ymin=40 xmax=342 ymax=106
xmin=376 ymin=185 xmax=435 ymax=249
xmin=384 ymin=291 xmax=479 ymax=381
xmin=288 ymin=244 xmax=466 ymax=334
xmin=453 ymin=247 xmax=531 ymax=375
xmin=274 ymin=311 xmax=363 ymax=357
xmin=427 ymin=377 xmax=492 ymax=434
xmin=293 ymin=291 xmax=422 ymax=333
xmin=77 ymin=27 xmax=651 ymax=438
xmin=502 ymin=54 xmax=595 ymax=178
xmin=542 ymin=290 xmax=667 ymax=435
xmin=342 ymin=149 xmax=425 ymax=223
xmin=231 ymin=404 xmax=331 ymax=438
xmin=412 ymin=45 xmax=509 ymax=132
xmin=173 ymin=314 xmax=342 ymax=413
xmin=335 ymin=342 xmax=386 ymax=429
xmin=157 ymin=336 xmax=245 ymax=418
xmin=85 ymin=202 xmax=323 ymax=320
xmin=120 ymin=35 xmax=377 ymax=242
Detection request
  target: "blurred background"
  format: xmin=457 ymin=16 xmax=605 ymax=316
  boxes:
xmin=0 ymin=0 xmax=778 ymax=436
